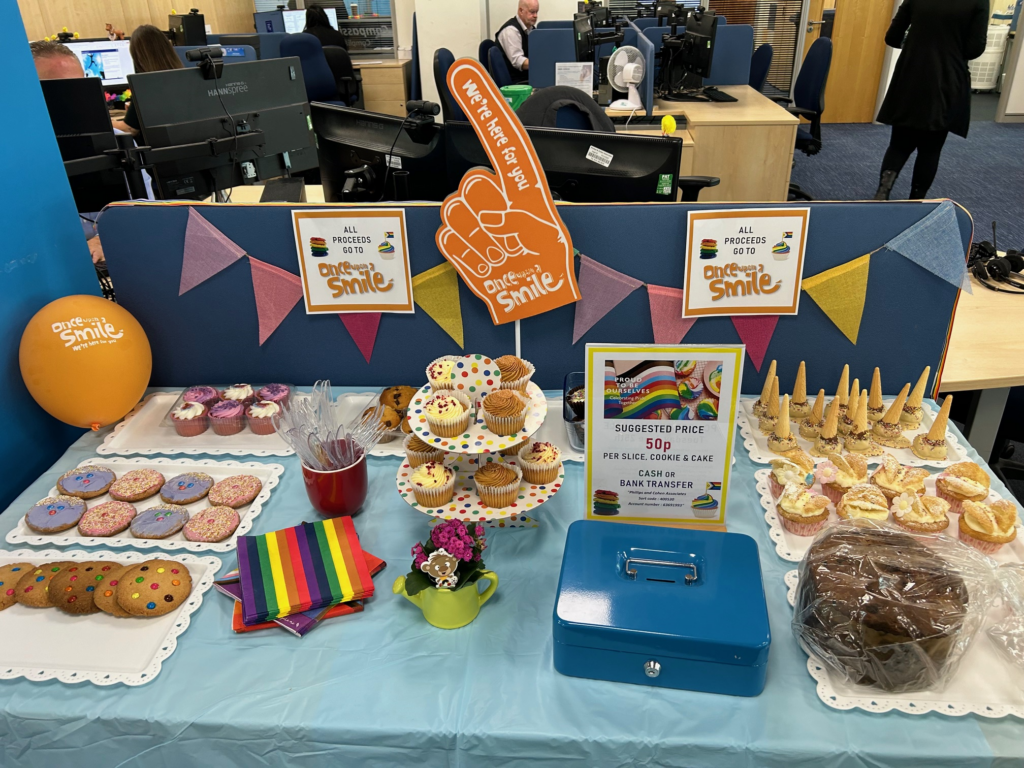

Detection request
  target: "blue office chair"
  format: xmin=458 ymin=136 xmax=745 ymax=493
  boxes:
xmin=479 ymin=39 xmax=496 ymax=65
xmin=280 ymin=33 xmax=340 ymax=102
xmin=487 ymin=46 xmax=513 ymax=88
xmin=748 ymin=43 xmax=772 ymax=92
xmin=777 ymin=37 xmax=832 ymax=201
xmin=433 ymin=48 xmax=467 ymax=121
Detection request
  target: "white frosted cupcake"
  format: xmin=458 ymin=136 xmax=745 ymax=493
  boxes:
xmin=404 ymin=433 xmax=445 ymax=468
xmin=409 ymin=461 xmax=455 ymax=508
xmin=518 ymin=441 xmax=561 ymax=484
xmin=473 ymin=460 xmax=522 ymax=509
xmin=426 ymin=356 xmax=459 ymax=391
xmin=423 ymin=391 xmax=472 ymax=438
xmin=495 ymin=355 xmax=535 ymax=393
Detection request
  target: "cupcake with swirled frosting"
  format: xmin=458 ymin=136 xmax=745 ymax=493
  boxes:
xmin=496 ymin=355 xmax=535 ymax=392
xmin=423 ymin=391 xmax=472 ymax=438
xmin=404 ymin=433 xmax=445 ymax=468
xmin=518 ymin=441 xmax=562 ymax=484
xmin=481 ymin=390 xmax=528 ymax=435
xmin=208 ymin=400 xmax=245 ymax=436
xmin=220 ymin=383 xmax=255 ymax=407
xmin=473 ymin=460 xmax=522 ymax=509
xmin=409 ymin=461 xmax=455 ymax=507
xmin=170 ymin=401 xmax=209 ymax=437
xmin=246 ymin=400 xmax=281 ymax=435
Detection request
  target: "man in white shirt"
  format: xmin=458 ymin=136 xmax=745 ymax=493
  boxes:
xmin=495 ymin=0 xmax=539 ymax=84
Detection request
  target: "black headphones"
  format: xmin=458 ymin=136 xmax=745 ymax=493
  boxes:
xmin=968 ymin=222 xmax=1024 ymax=294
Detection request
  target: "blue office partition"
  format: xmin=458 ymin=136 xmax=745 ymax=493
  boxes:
xmin=537 ymin=20 xmax=574 ymax=29
xmin=631 ymin=24 xmax=655 ymax=116
xmin=528 ymin=28 xmax=576 ymax=88
xmin=704 ymin=24 xmax=753 ymax=87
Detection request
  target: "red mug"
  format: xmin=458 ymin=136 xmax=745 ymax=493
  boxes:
xmin=301 ymin=450 xmax=368 ymax=517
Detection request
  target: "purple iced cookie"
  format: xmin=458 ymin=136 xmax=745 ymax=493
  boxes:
xmin=130 ymin=504 xmax=190 ymax=540
xmin=160 ymin=472 xmax=214 ymax=504
xmin=25 ymin=495 xmax=87 ymax=534
xmin=56 ymin=465 xmax=116 ymax=499
xmin=182 ymin=386 xmax=220 ymax=407
xmin=209 ymin=400 xmax=245 ymax=436
xmin=257 ymin=384 xmax=290 ymax=405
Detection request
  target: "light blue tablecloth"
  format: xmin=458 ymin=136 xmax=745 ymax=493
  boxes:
xmin=0 ymin=391 xmax=1021 ymax=767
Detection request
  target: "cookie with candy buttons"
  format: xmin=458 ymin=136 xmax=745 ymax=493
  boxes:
xmin=93 ymin=564 xmax=132 ymax=617
xmin=14 ymin=562 xmax=74 ymax=607
xmin=56 ymin=466 xmax=115 ymax=499
xmin=49 ymin=562 xmax=110 ymax=615
xmin=0 ymin=563 xmax=33 ymax=610
xmin=24 ymin=496 xmax=87 ymax=534
xmin=116 ymin=560 xmax=193 ymax=617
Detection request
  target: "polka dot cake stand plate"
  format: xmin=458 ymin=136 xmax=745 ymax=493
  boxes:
xmin=395 ymin=454 xmax=564 ymax=523
xmin=446 ymin=354 xmax=502 ymax=397
xmin=406 ymin=382 xmax=548 ymax=454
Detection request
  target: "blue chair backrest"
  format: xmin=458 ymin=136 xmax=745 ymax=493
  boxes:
xmin=279 ymin=33 xmax=337 ymax=101
xmin=749 ymin=42 xmax=772 ymax=91
xmin=175 ymin=45 xmax=257 ymax=67
xmin=434 ymin=47 xmax=467 ymax=121
xmin=794 ymin=37 xmax=832 ymax=114
xmin=537 ymin=20 xmax=574 ymax=28
xmin=488 ymin=45 xmax=513 ymax=88
xmin=703 ymin=23 xmax=752 ymax=86
xmin=258 ymin=33 xmax=287 ymax=60
xmin=479 ymin=38 xmax=496 ymax=64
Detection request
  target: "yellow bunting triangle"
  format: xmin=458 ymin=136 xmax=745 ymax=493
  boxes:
xmin=412 ymin=262 xmax=465 ymax=348
xmin=802 ymin=254 xmax=871 ymax=345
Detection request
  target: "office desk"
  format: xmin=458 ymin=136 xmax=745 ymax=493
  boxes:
xmin=351 ymin=58 xmax=412 ymax=117
xmin=941 ymin=274 xmax=1024 ymax=459
xmin=610 ymin=85 xmax=799 ymax=202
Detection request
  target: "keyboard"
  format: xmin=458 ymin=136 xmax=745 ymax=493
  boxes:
xmin=702 ymin=87 xmax=739 ymax=103
xmin=609 ymin=114 xmax=666 ymax=126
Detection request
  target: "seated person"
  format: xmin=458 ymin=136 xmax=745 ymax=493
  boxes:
xmin=304 ymin=4 xmax=348 ymax=49
xmin=30 ymin=39 xmax=85 ymax=80
xmin=496 ymin=0 xmax=539 ymax=84
xmin=117 ymin=24 xmax=183 ymax=136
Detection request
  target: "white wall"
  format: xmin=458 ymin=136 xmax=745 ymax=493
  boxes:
xmin=416 ymin=0 xmax=488 ymax=103
xmin=485 ymin=0 xmax=580 ymax=33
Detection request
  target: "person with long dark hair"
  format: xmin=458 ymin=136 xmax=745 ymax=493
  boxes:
xmin=304 ymin=4 xmax=348 ymax=49
xmin=874 ymin=0 xmax=989 ymax=200
xmin=115 ymin=24 xmax=183 ymax=136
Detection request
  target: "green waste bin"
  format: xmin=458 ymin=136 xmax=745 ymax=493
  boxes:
xmin=500 ymin=85 xmax=533 ymax=112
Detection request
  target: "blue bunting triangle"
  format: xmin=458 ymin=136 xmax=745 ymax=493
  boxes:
xmin=884 ymin=201 xmax=971 ymax=294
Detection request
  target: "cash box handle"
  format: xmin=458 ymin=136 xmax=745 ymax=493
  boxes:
xmin=625 ymin=558 xmax=698 ymax=584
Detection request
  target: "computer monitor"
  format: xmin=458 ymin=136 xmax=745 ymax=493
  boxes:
xmin=573 ymin=14 xmax=594 ymax=63
xmin=283 ymin=8 xmax=339 ymax=33
xmin=681 ymin=8 xmax=717 ymax=78
xmin=40 ymin=77 xmax=133 ymax=212
xmin=311 ymin=102 xmax=449 ymax=202
xmin=656 ymin=8 xmax=724 ymax=98
xmin=254 ymin=10 xmax=284 ymax=33
xmin=63 ymin=40 xmax=134 ymax=87
xmin=445 ymin=122 xmax=681 ymax=203
xmin=128 ymin=57 xmax=318 ymax=200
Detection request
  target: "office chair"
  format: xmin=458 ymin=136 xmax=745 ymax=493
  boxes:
xmin=323 ymin=45 xmax=363 ymax=107
xmin=776 ymin=37 xmax=832 ymax=201
xmin=487 ymin=45 xmax=514 ymax=88
xmin=280 ymin=33 xmax=341 ymax=102
xmin=433 ymin=48 xmax=468 ymax=121
xmin=479 ymin=39 xmax=496 ymax=65
xmin=749 ymin=43 xmax=773 ymax=93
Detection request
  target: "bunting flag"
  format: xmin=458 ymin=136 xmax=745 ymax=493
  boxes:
xmin=647 ymin=285 xmax=697 ymax=344
xmin=248 ymin=258 xmax=304 ymax=346
xmin=884 ymin=201 xmax=971 ymax=293
xmin=802 ymin=254 xmax=871 ymax=345
xmin=572 ymin=254 xmax=645 ymax=344
xmin=412 ymin=262 xmax=464 ymax=348
xmin=340 ymin=312 xmax=382 ymax=363
xmin=730 ymin=315 xmax=779 ymax=371
xmin=179 ymin=208 xmax=246 ymax=295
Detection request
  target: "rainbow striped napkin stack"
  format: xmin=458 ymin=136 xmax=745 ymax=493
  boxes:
xmin=237 ymin=517 xmax=376 ymax=625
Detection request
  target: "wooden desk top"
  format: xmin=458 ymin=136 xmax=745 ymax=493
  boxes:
xmin=217 ymin=184 xmax=327 ymax=203
xmin=607 ymin=85 xmax=799 ymax=127
xmin=350 ymin=58 xmax=410 ymax=69
xmin=942 ymin=275 xmax=1024 ymax=391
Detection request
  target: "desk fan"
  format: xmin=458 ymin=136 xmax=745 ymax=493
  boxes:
xmin=607 ymin=46 xmax=645 ymax=111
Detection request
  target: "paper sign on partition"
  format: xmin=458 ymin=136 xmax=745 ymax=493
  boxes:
xmin=435 ymin=58 xmax=581 ymax=325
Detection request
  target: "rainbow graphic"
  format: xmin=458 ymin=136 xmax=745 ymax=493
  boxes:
xmin=783 ymin=231 xmax=793 ymax=238
xmin=699 ymin=238 xmax=718 ymax=260
xmin=309 ymin=236 xmax=328 ymax=258
xmin=772 ymin=241 xmax=791 ymax=255
xmin=384 ymin=231 xmax=394 ymax=238
xmin=377 ymin=241 xmax=395 ymax=255
xmin=691 ymin=481 xmax=721 ymax=517
xmin=617 ymin=362 xmax=681 ymax=419
xmin=603 ymin=366 xmax=622 ymax=418
xmin=593 ymin=490 xmax=620 ymax=516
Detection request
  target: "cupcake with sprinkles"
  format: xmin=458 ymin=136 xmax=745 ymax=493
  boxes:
xmin=257 ymin=384 xmax=291 ymax=407
xmin=208 ymin=400 xmax=246 ymax=436
xmin=799 ymin=389 xmax=827 ymax=440
xmin=170 ymin=401 xmax=209 ymax=437
xmin=789 ymin=362 xmax=811 ymax=420
xmin=426 ymin=355 xmax=460 ymax=391
xmin=409 ymin=461 xmax=455 ymax=507
xmin=518 ymin=441 xmax=562 ymax=484
xmin=182 ymin=385 xmax=220 ymax=408
xmin=246 ymin=399 xmax=282 ymax=435
xmin=751 ymin=360 xmax=777 ymax=418
xmin=220 ymin=383 xmax=256 ymax=407
xmin=423 ymin=391 xmax=472 ymax=438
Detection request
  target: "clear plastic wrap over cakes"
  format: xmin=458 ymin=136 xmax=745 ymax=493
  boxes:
xmin=988 ymin=564 xmax=1024 ymax=674
xmin=791 ymin=521 xmax=998 ymax=693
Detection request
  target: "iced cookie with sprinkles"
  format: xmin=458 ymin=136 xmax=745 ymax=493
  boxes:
xmin=207 ymin=475 xmax=262 ymax=508
xmin=56 ymin=465 xmax=116 ymax=499
xmin=94 ymin=564 xmax=132 ymax=617
xmin=50 ymin=562 xmax=108 ymax=615
xmin=78 ymin=501 xmax=137 ymax=537
xmin=160 ymin=472 xmax=214 ymax=504
xmin=15 ymin=562 xmax=74 ymax=607
xmin=131 ymin=504 xmax=190 ymax=539
xmin=0 ymin=563 xmax=32 ymax=610
xmin=183 ymin=506 xmax=240 ymax=542
xmin=25 ymin=495 xmax=86 ymax=533
xmin=116 ymin=559 xmax=193 ymax=617
xmin=108 ymin=469 xmax=165 ymax=502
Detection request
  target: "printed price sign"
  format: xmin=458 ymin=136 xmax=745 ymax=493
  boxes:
xmin=436 ymin=59 xmax=581 ymax=325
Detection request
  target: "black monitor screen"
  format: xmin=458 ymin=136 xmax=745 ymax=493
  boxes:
xmin=128 ymin=57 xmax=318 ymax=200
xmin=573 ymin=15 xmax=594 ymax=63
xmin=683 ymin=10 xmax=717 ymax=78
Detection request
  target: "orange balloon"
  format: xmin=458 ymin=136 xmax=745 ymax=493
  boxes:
xmin=19 ymin=295 xmax=152 ymax=429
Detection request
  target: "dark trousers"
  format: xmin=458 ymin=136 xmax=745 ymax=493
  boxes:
xmin=880 ymin=126 xmax=949 ymax=199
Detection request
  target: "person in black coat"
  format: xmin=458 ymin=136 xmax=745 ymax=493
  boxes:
xmin=874 ymin=0 xmax=988 ymax=200
xmin=304 ymin=4 xmax=348 ymax=50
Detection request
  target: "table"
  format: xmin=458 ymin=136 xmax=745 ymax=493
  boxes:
xmin=942 ymin=273 xmax=1024 ymax=460
xmin=0 ymin=389 xmax=1020 ymax=767
xmin=609 ymin=85 xmax=799 ymax=202
xmin=351 ymin=58 xmax=412 ymax=117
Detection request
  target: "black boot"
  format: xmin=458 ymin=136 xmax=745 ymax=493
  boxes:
xmin=909 ymin=185 xmax=929 ymax=200
xmin=874 ymin=170 xmax=898 ymax=200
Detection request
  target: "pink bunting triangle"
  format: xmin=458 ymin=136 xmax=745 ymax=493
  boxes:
xmin=179 ymin=208 xmax=246 ymax=295
xmin=647 ymin=285 xmax=697 ymax=344
xmin=730 ymin=315 xmax=780 ymax=371
xmin=572 ymin=255 xmax=645 ymax=344
xmin=340 ymin=313 xmax=382 ymax=363
xmin=249 ymin=257 xmax=303 ymax=345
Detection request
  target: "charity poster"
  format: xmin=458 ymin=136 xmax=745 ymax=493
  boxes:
xmin=435 ymin=58 xmax=581 ymax=325
xmin=291 ymin=208 xmax=414 ymax=314
xmin=585 ymin=345 xmax=744 ymax=527
xmin=683 ymin=208 xmax=810 ymax=318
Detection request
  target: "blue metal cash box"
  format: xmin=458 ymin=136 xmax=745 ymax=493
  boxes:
xmin=552 ymin=521 xmax=771 ymax=696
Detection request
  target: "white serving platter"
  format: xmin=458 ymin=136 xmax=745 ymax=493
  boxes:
xmin=7 ymin=457 xmax=283 ymax=553
xmin=0 ymin=549 xmax=220 ymax=687
xmin=737 ymin=396 xmax=966 ymax=468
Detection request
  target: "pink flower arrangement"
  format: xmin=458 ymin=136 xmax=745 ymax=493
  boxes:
xmin=407 ymin=519 xmax=488 ymax=593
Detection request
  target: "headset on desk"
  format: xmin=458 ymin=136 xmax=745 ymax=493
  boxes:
xmin=968 ymin=222 xmax=1024 ymax=294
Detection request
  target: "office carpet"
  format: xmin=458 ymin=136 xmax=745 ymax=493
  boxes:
xmin=790 ymin=121 xmax=1024 ymax=248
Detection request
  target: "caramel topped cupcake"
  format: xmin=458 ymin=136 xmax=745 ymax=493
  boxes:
xmin=404 ymin=433 xmax=445 ymax=468
xmin=496 ymin=355 xmax=534 ymax=392
xmin=474 ymin=461 xmax=522 ymax=509
xmin=481 ymin=390 xmax=528 ymax=435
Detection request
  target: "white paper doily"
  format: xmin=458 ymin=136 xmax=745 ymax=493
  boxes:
xmin=737 ymin=396 xmax=965 ymax=468
xmin=0 ymin=549 xmax=220 ymax=687
xmin=784 ymin=570 xmax=1024 ymax=718
xmin=406 ymin=382 xmax=548 ymax=453
xmin=7 ymin=457 xmax=283 ymax=553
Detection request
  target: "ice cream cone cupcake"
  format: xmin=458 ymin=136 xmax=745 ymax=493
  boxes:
xmin=789 ymin=361 xmax=811 ymax=421
xmin=811 ymin=399 xmax=843 ymax=457
xmin=871 ymin=383 xmax=912 ymax=448
xmin=900 ymin=366 xmax=930 ymax=430
xmin=835 ymin=365 xmax=850 ymax=420
xmin=839 ymin=379 xmax=860 ymax=435
xmin=758 ymin=377 xmax=780 ymax=434
xmin=768 ymin=395 xmax=799 ymax=453
xmin=912 ymin=394 xmax=952 ymax=460
xmin=752 ymin=360 xmax=777 ymax=417
xmin=866 ymin=368 xmax=885 ymax=422
xmin=844 ymin=392 xmax=883 ymax=456
xmin=799 ymin=389 xmax=827 ymax=440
